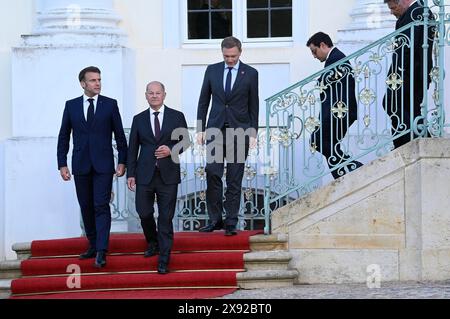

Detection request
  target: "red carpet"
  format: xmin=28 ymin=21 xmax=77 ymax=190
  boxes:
xmin=10 ymin=231 xmax=261 ymax=299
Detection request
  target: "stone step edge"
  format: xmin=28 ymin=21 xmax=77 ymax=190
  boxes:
xmin=244 ymin=251 xmax=292 ymax=263
xmin=0 ymin=279 xmax=12 ymax=299
xmin=237 ymin=269 xmax=298 ymax=289
xmin=249 ymin=233 xmax=288 ymax=244
xmin=0 ymin=260 xmax=22 ymax=280
xmin=12 ymin=243 xmax=32 ymax=260
xmin=237 ymin=269 xmax=298 ymax=281
xmin=0 ymin=260 xmax=21 ymax=271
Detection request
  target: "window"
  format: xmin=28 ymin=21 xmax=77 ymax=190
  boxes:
xmin=184 ymin=0 xmax=293 ymax=43
xmin=188 ymin=0 xmax=233 ymax=40
xmin=246 ymin=0 xmax=292 ymax=38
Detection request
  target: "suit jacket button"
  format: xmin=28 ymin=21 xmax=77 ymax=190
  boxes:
xmin=225 ymin=105 xmax=229 ymax=108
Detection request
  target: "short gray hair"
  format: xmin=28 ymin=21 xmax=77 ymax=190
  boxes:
xmin=146 ymin=81 xmax=165 ymax=92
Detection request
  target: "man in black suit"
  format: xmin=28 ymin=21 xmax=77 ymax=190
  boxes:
xmin=383 ymin=0 xmax=434 ymax=149
xmin=127 ymin=82 xmax=189 ymax=274
xmin=196 ymin=36 xmax=259 ymax=236
xmin=57 ymin=66 xmax=128 ymax=268
xmin=307 ymin=32 xmax=363 ymax=179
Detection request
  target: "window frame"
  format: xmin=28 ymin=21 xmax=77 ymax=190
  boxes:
xmin=243 ymin=0 xmax=293 ymax=43
xmin=180 ymin=0 xmax=300 ymax=47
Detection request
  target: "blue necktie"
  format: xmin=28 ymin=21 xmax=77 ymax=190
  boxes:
xmin=87 ymin=98 xmax=94 ymax=127
xmin=225 ymin=66 xmax=233 ymax=97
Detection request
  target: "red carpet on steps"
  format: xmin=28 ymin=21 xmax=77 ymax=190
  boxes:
xmin=10 ymin=230 xmax=262 ymax=299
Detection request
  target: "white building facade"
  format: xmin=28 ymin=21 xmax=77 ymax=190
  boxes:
xmin=0 ymin=0 xmax=403 ymax=261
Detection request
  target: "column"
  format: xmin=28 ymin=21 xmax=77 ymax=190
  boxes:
xmin=3 ymin=0 xmax=134 ymax=260
xmin=337 ymin=0 xmax=397 ymax=53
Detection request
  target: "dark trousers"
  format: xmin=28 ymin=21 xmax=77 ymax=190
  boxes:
xmin=311 ymin=113 xmax=357 ymax=180
xmin=135 ymin=168 xmax=178 ymax=265
xmin=205 ymin=128 xmax=249 ymax=227
xmin=74 ymin=170 xmax=113 ymax=252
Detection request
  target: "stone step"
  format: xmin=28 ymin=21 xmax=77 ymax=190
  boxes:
xmin=249 ymin=233 xmax=288 ymax=252
xmin=0 ymin=280 xmax=12 ymax=299
xmin=244 ymin=251 xmax=292 ymax=271
xmin=0 ymin=260 xmax=21 ymax=280
xmin=12 ymin=243 xmax=31 ymax=261
xmin=237 ymin=269 xmax=299 ymax=289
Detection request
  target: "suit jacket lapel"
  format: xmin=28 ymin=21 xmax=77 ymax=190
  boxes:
xmin=232 ymin=62 xmax=246 ymax=95
xmin=91 ymin=95 xmax=102 ymax=128
xmin=77 ymin=96 xmax=88 ymax=129
xmin=219 ymin=63 xmax=227 ymax=99
xmin=144 ymin=109 xmax=157 ymax=142
xmin=160 ymin=106 xmax=172 ymax=139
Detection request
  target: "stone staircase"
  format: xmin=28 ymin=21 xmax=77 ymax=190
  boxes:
xmin=0 ymin=233 xmax=297 ymax=298
xmin=239 ymin=233 xmax=298 ymax=289
xmin=0 ymin=243 xmax=29 ymax=299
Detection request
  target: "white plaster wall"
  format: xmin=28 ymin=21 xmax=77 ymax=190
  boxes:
xmin=12 ymin=47 xmax=131 ymax=137
xmin=0 ymin=0 xmax=34 ymax=141
xmin=112 ymin=0 xmax=357 ymax=119
xmin=0 ymin=0 xmax=359 ymax=257
xmin=0 ymin=142 xmax=5 ymax=261
xmin=4 ymin=138 xmax=81 ymax=260
xmin=274 ymin=138 xmax=450 ymax=283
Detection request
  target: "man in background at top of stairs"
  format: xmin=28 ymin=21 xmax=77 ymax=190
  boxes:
xmin=383 ymin=0 xmax=434 ymax=149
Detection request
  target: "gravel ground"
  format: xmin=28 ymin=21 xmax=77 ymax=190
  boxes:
xmin=219 ymin=281 xmax=450 ymax=299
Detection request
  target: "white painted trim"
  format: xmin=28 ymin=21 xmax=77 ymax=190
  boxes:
xmin=292 ymin=0 xmax=309 ymax=46
xmin=0 ymin=141 xmax=5 ymax=261
xmin=164 ymin=0 xmax=181 ymax=48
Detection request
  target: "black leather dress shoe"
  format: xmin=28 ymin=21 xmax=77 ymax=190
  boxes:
xmin=94 ymin=251 xmax=107 ymax=268
xmin=224 ymin=226 xmax=237 ymax=236
xmin=79 ymin=247 xmax=96 ymax=260
xmin=144 ymin=243 xmax=160 ymax=258
xmin=199 ymin=221 xmax=223 ymax=232
xmin=157 ymin=263 xmax=169 ymax=275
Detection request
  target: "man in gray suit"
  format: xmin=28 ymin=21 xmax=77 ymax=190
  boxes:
xmin=196 ymin=36 xmax=259 ymax=236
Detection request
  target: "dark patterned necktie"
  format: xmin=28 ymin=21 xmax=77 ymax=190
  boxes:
xmin=154 ymin=112 xmax=161 ymax=140
xmin=87 ymin=98 xmax=95 ymax=126
xmin=225 ymin=66 xmax=233 ymax=97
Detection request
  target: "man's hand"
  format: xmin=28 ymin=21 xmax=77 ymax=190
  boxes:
xmin=250 ymin=137 xmax=258 ymax=149
xmin=196 ymin=132 xmax=205 ymax=146
xmin=60 ymin=167 xmax=72 ymax=181
xmin=155 ymin=145 xmax=171 ymax=159
xmin=116 ymin=164 xmax=126 ymax=177
xmin=127 ymin=177 xmax=136 ymax=192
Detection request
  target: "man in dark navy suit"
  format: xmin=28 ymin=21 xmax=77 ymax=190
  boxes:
xmin=383 ymin=0 xmax=434 ymax=149
xmin=57 ymin=66 xmax=128 ymax=268
xmin=127 ymin=81 xmax=189 ymax=274
xmin=307 ymin=32 xmax=363 ymax=179
xmin=196 ymin=36 xmax=259 ymax=236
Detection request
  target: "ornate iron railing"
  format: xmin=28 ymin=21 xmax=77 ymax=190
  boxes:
xmin=111 ymin=127 xmax=286 ymax=232
xmin=262 ymin=0 xmax=448 ymax=234
xmin=109 ymin=1 xmax=450 ymax=235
